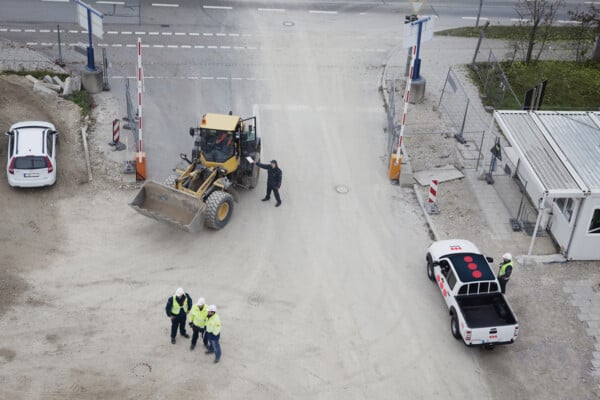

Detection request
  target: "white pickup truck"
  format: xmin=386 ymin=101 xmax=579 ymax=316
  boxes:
xmin=426 ymin=239 xmax=519 ymax=349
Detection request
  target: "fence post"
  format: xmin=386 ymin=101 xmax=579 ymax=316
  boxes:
xmin=438 ymin=67 xmax=451 ymax=108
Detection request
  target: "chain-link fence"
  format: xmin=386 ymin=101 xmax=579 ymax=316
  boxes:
xmin=438 ymin=67 xmax=471 ymax=143
xmin=124 ymin=78 xmax=139 ymax=151
xmin=385 ymin=79 xmax=400 ymax=159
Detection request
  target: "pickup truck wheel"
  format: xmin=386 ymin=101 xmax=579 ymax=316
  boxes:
xmin=451 ymin=315 xmax=461 ymax=340
xmin=427 ymin=259 xmax=435 ymax=282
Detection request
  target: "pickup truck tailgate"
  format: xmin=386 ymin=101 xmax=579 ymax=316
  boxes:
xmin=468 ymin=324 xmax=518 ymax=346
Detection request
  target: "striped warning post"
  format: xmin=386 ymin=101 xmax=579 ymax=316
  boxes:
xmin=426 ymin=179 xmax=440 ymax=214
xmin=112 ymin=119 xmax=120 ymax=143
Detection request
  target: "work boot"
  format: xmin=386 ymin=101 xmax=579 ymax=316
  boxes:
xmin=261 ymin=197 xmax=270 ymax=201
xmin=181 ymin=333 xmax=190 ymax=339
xmin=190 ymin=343 xmax=196 ymax=351
xmin=205 ymin=350 xmax=214 ymax=354
xmin=171 ymin=337 xmax=176 ymax=344
xmin=275 ymin=201 xmax=281 ymax=207
xmin=214 ymin=358 xmax=220 ymax=364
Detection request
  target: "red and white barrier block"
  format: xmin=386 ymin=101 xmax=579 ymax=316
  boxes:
xmin=426 ymin=179 xmax=440 ymax=214
xmin=109 ymin=118 xmax=126 ymax=151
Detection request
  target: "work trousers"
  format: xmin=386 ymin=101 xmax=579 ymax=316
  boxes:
xmin=170 ymin=313 xmax=188 ymax=338
xmin=191 ymin=325 xmax=207 ymax=347
xmin=499 ymin=277 xmax=509 ymax=294
xmin=265 ymin=185 xmax=281 ymax=203
xmin=206 ymin=333 xmax=221 ymax=361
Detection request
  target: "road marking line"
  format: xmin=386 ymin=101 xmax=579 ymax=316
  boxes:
xmin=39 ymin=29 xmax=50 ymax=33
xmin=111 ymin=75 xmax=124 ymax=78
xmin=68 ymin=30 xmax=79 ymax=33
xmin=108 ymin=31 xmax=119 ymax=34
xmin=216 ymin=77 xmax=228 ymax=80
xmin=26 ymin=42 xmax=38 ymax=45
xmin=175 ymin=32 xmax=186 ymax=35
xmin=149 ymin=32 xmax=159 ymax=35
xmin=228 ymin=33 xmax=239 ymax=37
xmin=359 ymin=12 xmax=367 ymax=15
xmin=98 ymin=43 xmax=108 ymax=47
xmin=135 ymin=31 xmax=146 ymax=35
xmin=233 ymin=46 xmax=244 ymax=49
xmin=82 ymin=30 xmax=89 ymax=34
xmin=246 ymin=77 xmax=256 ymax=80
xmin=9 ymin=29 xmax=22 ymax=32
xmin=188 ymin=76 xmax=198 ymax=80
xmin=161 ymin=32 xmax=172 ymax=35
xmin=462 ymin=16 xmax=488 ymax=20
xmin=203 ymin=33 xmax=213 ymax=36
xmin=121 ymin=31 xmax=132 ymax=34
xmin=203 ymin=5 xmax=232 ymax=10
xmin=258 ymin=8 xmax=285 ymax=12
xmin=231 ymin=77 xmax=242 ymax=80
xmin=112 ymin=44 xmax=122 ymax=47
xmin=167 ymin=44 xmax=178 ymax=48
xmin=208 ymin=45 xmax=217 ymax=48
xmin=189 ymin=32 xmax=199 ymax=36
xmin=153 ymin=44 xmax=165 ymax=48
xmin=510 ymin=18 xmax=529 ymax=22
xmin=220 ymin=45 xmax=230 ymax=49
xmin=194 ymin=45 xmax=205 ymax=48
xmin=216 ymin=33 xmax=226 ymax=36
xmin=558 ymin=20 xmax=581 ymax=24
xmin=41 ymin=42 xmax=53 ymax=46
xmin=97 ymin=1 xmax=125 ymax=5
xmin=309 ymin=10 xmax=337 ymax=14
xmin=145 ymin=76 xmax=155 ymax=79
xmin=0 ymin=29 xmax=6 ymax=32
xmin=201 ymin=76 xmax=214 ymax=79
xmin=24 ymin=29 xmax=36 ymax=32
xmin=181 ymin=44 xmax=191 ymax=48
xmin=141 ymin=44 xmax=150 ymax=48
xmin=41 ymin=0 xmax=69 ymax=2
xmin=152 ymin=3 xmax=179 ymax=7
xmin=126 ymin=44 xmax=136 ymax=47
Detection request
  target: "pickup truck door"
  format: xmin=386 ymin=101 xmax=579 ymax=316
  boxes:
xmin=435 ymin=265 xmax=457 ymax=309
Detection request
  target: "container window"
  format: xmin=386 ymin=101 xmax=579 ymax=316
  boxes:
xmin=589 ymin=209 xmax=600 ymax=234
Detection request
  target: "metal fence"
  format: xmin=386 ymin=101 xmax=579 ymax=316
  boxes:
xmin=124 ymin=78 xmax=139 ymax=151
xmin=471 ymin=39 xmax=521 ymax=109
xmin=438 ymin=67 xmax=471 ymax=143
xmin=385 ymin=79 xmax=400 ymax=159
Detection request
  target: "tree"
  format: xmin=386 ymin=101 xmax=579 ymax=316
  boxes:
xmin=515 ymin=0 xmax=565 ymax=64
xmin=569 ymin=3 xmax=600 ymax=62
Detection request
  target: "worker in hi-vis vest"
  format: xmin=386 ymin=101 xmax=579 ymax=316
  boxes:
xmin=165 ymin=287 xmax=192 ymax=344
xmin=188 ymin=297 xmax=209 ymax=351
xmin=498 ymin=253 xmax=513 ymax=294
xmin=205 ymin=304 xmax=222 ymax=363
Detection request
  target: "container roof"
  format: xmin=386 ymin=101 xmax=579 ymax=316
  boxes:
xmin=495 ymin=111 xmax=600 ymax=196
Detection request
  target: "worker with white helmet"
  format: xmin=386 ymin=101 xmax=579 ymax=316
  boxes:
xmin=205 ymin=304 xmax=222 ymax=363
xmin=498 ymin=253 xmax=514 ymax=294
xmin=188 ymin=297 xmax=209 ymax=351
xmin=165 ymin=287 xmax=192 ymax=344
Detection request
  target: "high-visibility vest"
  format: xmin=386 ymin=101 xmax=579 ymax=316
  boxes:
xmin=190 ymin=304 xmax=208 ymax=328
xmin=499 ymin=260 xmax=513 ymax=279
xmin=206 ymin=313 xmax=221 ymax=336
xmin=171 ymin=295 xmax=188 ymax=315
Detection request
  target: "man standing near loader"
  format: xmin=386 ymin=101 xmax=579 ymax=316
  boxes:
xmin=256 ymin=160 xmax=282 ymax=207
xmin=205 ymin=304 xmax=222 ymax=363
xmin=165 ymin=287 xmax=192 ymax=344
xmin=189 ymin=297 xmax=209 ymax=351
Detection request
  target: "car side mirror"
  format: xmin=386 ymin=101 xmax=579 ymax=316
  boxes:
xmin=486 ymin=256 xmax=494 ymax=263
xmin=5 ymin=131 xmax=12 ymax=136
xmin=432 ymin=261 xmax=440 ymax=267
xmin=189 ymin=128 xmax=195 ymax=137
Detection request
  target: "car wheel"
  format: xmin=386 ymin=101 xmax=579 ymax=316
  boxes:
xmin=427 ymin=257 xmax=435 ymax=282
xmin=451 ymin=314 xmax=461 ymax=340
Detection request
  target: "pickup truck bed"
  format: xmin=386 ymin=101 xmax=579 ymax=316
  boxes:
xmin=457 ymin=293 xmax=517 ymax=328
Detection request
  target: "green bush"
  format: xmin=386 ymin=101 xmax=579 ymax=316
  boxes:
xmin=64 ymin=90 xmax=93 ymax=116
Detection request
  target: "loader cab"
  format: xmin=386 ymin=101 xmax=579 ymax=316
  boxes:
xmin=198 ymin=113 xmax=242 ymax=172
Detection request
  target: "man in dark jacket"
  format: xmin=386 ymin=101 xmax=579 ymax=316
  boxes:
xmin=165 ymin=287 xmax=192 ymax=344
xmin=256 ymin=159 xmax=282 ymax=207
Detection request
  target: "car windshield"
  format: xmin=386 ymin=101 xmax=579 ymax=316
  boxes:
xmin=200 ymin=129 xmax=235 ymax=163
xmin=14 ymin=156 xmax=47 ymax=170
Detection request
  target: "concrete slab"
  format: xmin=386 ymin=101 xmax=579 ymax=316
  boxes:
xmin=414 ymin=164 xmax=464 ymax=186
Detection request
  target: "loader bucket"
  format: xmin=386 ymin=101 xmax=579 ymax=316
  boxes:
xmin=129 ymin=181 xmax=206 ymax=233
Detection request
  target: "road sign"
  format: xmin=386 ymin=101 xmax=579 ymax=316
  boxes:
xmin=75 ymin=0 xmax=103 ymax=39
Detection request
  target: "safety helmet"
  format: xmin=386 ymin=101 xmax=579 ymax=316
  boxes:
xmin=208 ymin=304 xmax=217 ymax=312
xmin=175 ymin=287 xmax=184 ymax=296
xmin=197 ymin=297 xmax=205 ymax=306
xmin=502 ymin=253 xmax=512 ymax=261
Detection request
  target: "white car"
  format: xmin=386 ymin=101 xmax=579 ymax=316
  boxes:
xmin=5 ymin=121 xmax=58 ymax=188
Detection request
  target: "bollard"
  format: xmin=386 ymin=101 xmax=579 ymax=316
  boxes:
xmin=426 ymin=179 xmax=440 ymax=214
xmin=109 ymin=119 xmax=126 ymax=150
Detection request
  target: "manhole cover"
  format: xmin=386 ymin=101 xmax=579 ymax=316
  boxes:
xmin=247 ymin=292 xmax=263 ymax=306
xmin=132 ymin=363 xmax=152 ymax=377
xmin=282 ymin=21 xmax=295 ymax=27
xmin=335 ymin=185 xmax=349 ymax=194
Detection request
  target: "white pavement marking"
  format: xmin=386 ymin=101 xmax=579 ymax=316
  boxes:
xmin=216 ymin=77 xmax=228 ymax=80
xmin=149 ymin=32 xmax=159 ymax=35
xmin=175 ymin=32 xmax=186 ymax=36
xmin=220 ymin=46 xmax=230 ymax=49
xmin=141 ymin=44 xmax=150 ymax=48
xmin=558 ymin=20 xmax=581 ymax=24
xmin=203 ymin=33 xmax=213 ymax=36
xmin=194 ymin=45 xmax=205 ymax=48
xmin=309 ymin=10 xmax=337 ymax=14
xmin=24 ymin=29 xmax=36 ymax=33
xmin=112 ymin=75 xmax=124 ymax=79
xmin=462 ymin=16 xmax=488 ymax=20
xmin=97 ymin=1 xmax=125 ymax=5
xmin=152 ymin=3 xmax=179 ymax=7
xmin=201 ymin=77 xmax=214 ymax=79
xmin=121 ymin=31 xmax=132 ymax=34
xmin=189 ymin=32 xmax=199 ymax=36
xmin=108 ymin=31 xmax=119 ymax=34
xmin=188 ymin=76 xmax=198 ymax=80
xmin=68 ymin=30 xmax=78 ymax=33
xmin=359 ymin=12 xmax=367 ymax=15
xmin=216 ymin=33 xmax=226 ymax=36
xmin=39 ymin=29 xmax=50 ymax=33
xmin=231 ymin=77 xmax=242 ymax=80
xmin=41 ymin=42 xmax=53 ymax=46
xmin=167 ymin=45 xmax=178 ymax=48
xmin=203 ymin=5 xmax=232 ymax=10
xmin=126 ymin=44 xmax=136 ymax=47
xmin=511 ymin=18 xmax=529 ymax=22
xmin=153 ymin=44 xmax=165 ymax=48
xmin=9 ymin=29 xmax=22 ymax=32
xmin=228 ymin=33 xmax=239 ymax=37
xmin=180 ymin=45 xmax=191 ymax=48
xmin=41 ymin=0 xmax=69 ymax=2
xmin=0 ymin=29 xmax=6 ymax=32
xmin=233 ymin=46 xmax=244 ymax=49
xmin=161 ymin=32 xmax=172 ymax=35
xmin=26 ymin=42 xmax=38 ymax=45
xmin=98 ymin=43 xmax=108 ymax=47
xmin=207 ymin=45 xmax=217 ymax=49
xmin=112 ymin=44 xmax=122 ymax=47
xmin=258 ymin=8 xmax=285 ymax=12
xmin=135 ymin=31 xmax=145 ymax=35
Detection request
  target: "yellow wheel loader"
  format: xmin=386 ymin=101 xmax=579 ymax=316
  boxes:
xmin=130 ymin=112 xmax=261 ymax=232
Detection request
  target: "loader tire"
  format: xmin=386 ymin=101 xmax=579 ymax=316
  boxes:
xmin=205 ymin=191 xmax=234 ymax=229
xmin=164 ymin=174 xmax=179 ymax=188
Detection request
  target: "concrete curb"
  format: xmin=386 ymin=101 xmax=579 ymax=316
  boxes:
xmin=81 ymin=125 xmax=93 ymax=183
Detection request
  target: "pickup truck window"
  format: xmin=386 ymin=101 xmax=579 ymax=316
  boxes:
xmin=447 ymin=270 xmax=457 ymax=290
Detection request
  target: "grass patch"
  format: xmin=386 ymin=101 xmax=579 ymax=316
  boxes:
xmin=436 ymin=25 xmax=592 ymax=41
xmin=469 ymin=60 xmax=600 ymax=110
xmin=1 ymin=69 xmax=69 ymax=81
xmin=64 ymin=90 xmax=93 ymax=116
